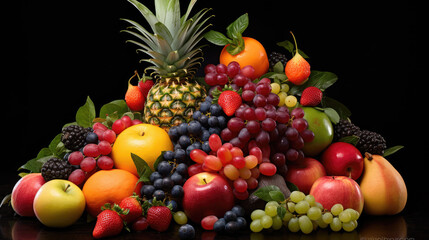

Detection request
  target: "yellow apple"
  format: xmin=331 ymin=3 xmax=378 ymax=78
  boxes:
xmin=111 ymin=123 xmax=173 ymax=175
xmin=33 ymin=179 xmax=85 ymax=228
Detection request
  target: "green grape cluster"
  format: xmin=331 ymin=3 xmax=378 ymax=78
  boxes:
xmin=250 ymin=190 xmax=360 ymax=234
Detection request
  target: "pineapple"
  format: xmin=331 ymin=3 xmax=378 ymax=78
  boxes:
xmin=122 ymin=0 xmax=212 ymax=130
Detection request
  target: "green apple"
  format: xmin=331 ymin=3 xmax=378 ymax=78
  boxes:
xmin=302 ymin=107 xmax=333 ymax=156
xmin=33 ymin=179 xmax=86 ymax=228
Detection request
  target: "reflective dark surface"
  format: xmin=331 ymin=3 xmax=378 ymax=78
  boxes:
xmin=1 ymin=172 xmax=427 ymax=240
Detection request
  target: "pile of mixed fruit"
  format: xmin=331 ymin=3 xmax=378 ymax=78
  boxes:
xmin=3 ymin=0 xmax=407 ymax=239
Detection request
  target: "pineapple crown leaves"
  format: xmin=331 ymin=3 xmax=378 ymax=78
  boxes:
xmin=121 ymin=0 xmax=214 ymax=79
xmin=211 ymin=85 xmax=242 ymax=104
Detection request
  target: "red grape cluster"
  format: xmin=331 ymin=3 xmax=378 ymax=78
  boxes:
xmin=66 ymin=122 xmax=118 ymax=187
xmin=204 ymin=62 xmax=256 ymax=96
xmin=220 ymin=78 xmax=315 ymax=174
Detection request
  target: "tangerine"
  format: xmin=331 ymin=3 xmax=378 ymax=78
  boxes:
xmin=82 ymin=169 xmax=142 ymax=217
xmin=219 ymin=37 xmax=269 ymax=79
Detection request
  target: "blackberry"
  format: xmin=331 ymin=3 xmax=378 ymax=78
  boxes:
xmin=334 ymin=119 xmax=361 ymax=141
xmin=356 ymin=130 xmax=387 ymax=155
xmin=61 ymin=125 xmax=92 ymax=151
xmin=41 ymin=157 xmax=73 ymax=182
xmin=268 ymin=51 xmax=288 ymax=70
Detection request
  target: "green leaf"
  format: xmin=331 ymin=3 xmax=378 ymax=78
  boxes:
xmin=153 ymin=152 xmax=165 ymax=171
xmin=383 ymin=145 xmax=404 ymax=157
xmin=99 ymin=100 xmax=128 ymax=119
xmin=321 ymin=97 xmax=352 ymax=120
xmin=273 ymin=62 xmax=284 ymax=73
xmin=286 ymin=181 xmax=299 ymax=192
xmin=130 ymin=153 xmax=153 ymax=184
xmin=289 ymin=71 xmax=338 ymax=96
xmin=269 ymin=190 xmax=285 ymax=202
xmin=277 ymin=206 xmax=287 ymax=219
xmin=226 ymin=13 xmax=248 ymax=39
xmin=226 ymin=32 xmax=245 ymax=55
xmin=204 ymin=30 xmax=231 ymax=46
xmin=277 ymin=40 xmax=294 ymax=54
xmin=76 ymin=96 xmax=96 ymax=128
xmin=338 ymin=135 xmax=360 ymax=146
xmin=254 ymin=185 xmax=281 ymax=202
xmin=323 ymin=107 xmax=340 ymax=124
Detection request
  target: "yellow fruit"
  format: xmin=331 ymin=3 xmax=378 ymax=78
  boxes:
xmin=111 ymin=124 xmax=173 ymax=175
xmin=278 ymin=92 xmax=287 ymax=106
xmin=359 ymin=153 xmax=407 ymax=215
xmin=285 ymin=95 xmax=297 ymax=108
xmin=270 ymin=83 xmax=281 ymax=94
xmin=280 ymin=83 xmax=290 ymax=93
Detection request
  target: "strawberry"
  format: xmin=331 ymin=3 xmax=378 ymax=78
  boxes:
xmin=146 ymin=205 xmax=172 ymax=232
xmin=125 ymin=72 xmax=145 ymax=112
xmin=138 ymin=76 xmax=154 ymax=99
xmin=217 ymin=90 xmax=242 ymax=116
xmin=93 ymin=208 xmax=125 ymax=239
xmin=285 ymin=32 xmax=311 ymax=85
xmin=119 ymin=195 xmax=143 ymax=224
xmin=300 ymin=86 xmax=323 ymax=106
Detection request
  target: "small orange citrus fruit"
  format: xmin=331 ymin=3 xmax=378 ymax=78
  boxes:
xmin=220 ymin=37 xmax=269 ymax=79
xmin=111 ymin=123 xmax=173 ymax=175
xmin=82 ymin=169 xmax=142 ymax=217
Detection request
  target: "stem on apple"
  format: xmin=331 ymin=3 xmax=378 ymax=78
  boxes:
xmin=365 ymin=152 xmax=373 ymax=160
xmin=64 ymin=184 xmax=71 ymax=192
xmin=203 ymin=178 xmax=208 ymax=184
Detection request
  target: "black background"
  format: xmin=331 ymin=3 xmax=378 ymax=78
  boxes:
xmin=10 ymin=0 xmax=423 ymax=215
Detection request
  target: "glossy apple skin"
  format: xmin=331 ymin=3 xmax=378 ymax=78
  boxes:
xmin=302 ymin=107 xmax=334 ymax=157
xmin=11 ymin=173 xmax=46 ymax=217
xmin=285 ymin=158 xmax=326 ymax=194
xmin=321 ymin=142 xmax=364 ymax=180
xmin=310 ymin=176 xmax=364 ymax=214
xmin=33 ymin=180 xmax=86 ymax=228
xmin=182 ymin=172 xmax=234 ymax=223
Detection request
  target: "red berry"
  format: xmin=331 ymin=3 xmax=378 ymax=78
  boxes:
xmin=201 ymin=215 xmax=218 ymax=230
xmin=121 ymin=115 xmax=133 ymax=129
xmin=112 ymin=119 xmax=126 ymax=134
xmin=98 ymin=140 xmax=112 ymax=155
xmin=83 ymin=144 xmax=100 ymax=157
xmin=102 ymin=130 xmax=116 ymax=144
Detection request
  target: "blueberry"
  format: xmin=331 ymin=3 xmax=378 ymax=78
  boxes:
xmin=209 ymin=104 xmax=222 ymax=116
xmin=213 ymin=218 xmax=226 ymax=232
xmin=177 ymin=123 xmax=188 ymax=136
xmin=231 ymin=205 xmax=245 ymax=217
xmin=153 ymin=178 xmax=163 ymax=190
xmin=153 ymin=189 xmax=165 ymax=201
xmin=199 ymin=114 xmax=209 ymax=127
xmin=174 ymin=149 xmax=186 ymax=162
xmin=192 ymin=110 xmax=202 ymax=120
xmin=186 ymin=144 xmax=197 ymax=156
xmin=166 ymin=199 xmax=178 ymax=212
xmin=202 ymin=141 xmax=211 ymax=153
xmin=149 ymin=171 xmax=162 ymax=182
xmin=208 ymin=116 xmax=219 ymax=127
xmin=86 ymin=132 xmax=99 ymax=144
xmin=199 ymin=101 xmax=211 ymax=113
xmin=170 ymin=172 xmax=183 ymax=185
xmin=208 ymin=127 xmax=221 ymax=135
xmin=225 ymin=221 xmax=239 ymax=233
xmin=236 ymin=217 xmax=247 ymax=230
xmin=178 ymin=224 xmax=195 ymax=240
xmin=141 ymin=184 xmax=155 ymax=198
xmin=192 ymin=141 xmax=202 ymax=150
xmin=224 ymin=211 xmax=237 ymax=222
xmin=171 ymin=185 xmax=184 ymax=198
xmin=217 ymin=116 xmax=227 ymax=128
xmin=205 ymin=96 xmax=213 ymax=103
xmin=163 ymin=151 xmax=175 ymax=161
xmin=179 ymin=135 xmax=192 ymax=148
xmin=188 ymin=120 xmax=202 ymax=136
xmin=201 ymin=130 xmax=210 ymax=142
xmin=175 ymin=163 xmax=188 ymax=176
xmin=162 ymin=177 xmax=174 ymax=191
xmin=168 ymin=126 xmax=179 ymax=142
xmin=157 ymin=161 xmax=172 ymax=176
xmin=174 ymin=143 xmax=182 ymax=151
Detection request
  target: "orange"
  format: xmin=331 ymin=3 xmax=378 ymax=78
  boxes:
xmin=111 ymin=124 xmax=174 ymax=175
xmin=220 ymin=37 xmax=269 ymax=79
xmin=82 ymin=169 xmax=142 ymax=217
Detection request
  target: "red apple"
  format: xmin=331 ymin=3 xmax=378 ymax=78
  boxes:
xmin=285 ymin=157 xmax=326 ymax=194
xmin=182 ymin=172 xmax=234 ymax=223
xmin=310 ymin=176 xmax=364 ymax=214
xmin=11 ymin=173 xmax=46 ymax=217
xmin=321 ymin=142 xmax=363 ymax=180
